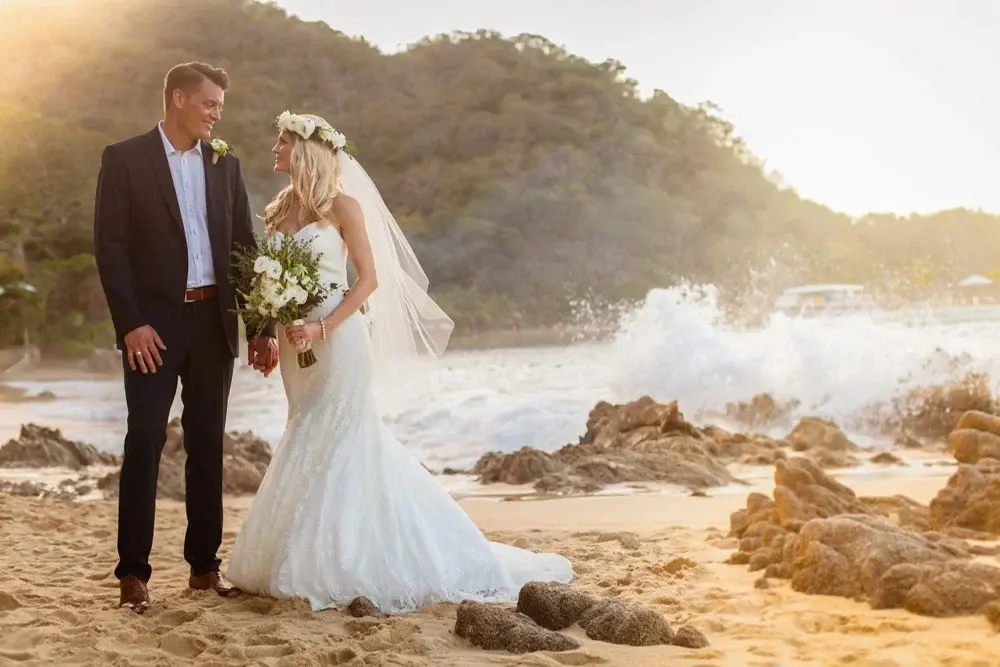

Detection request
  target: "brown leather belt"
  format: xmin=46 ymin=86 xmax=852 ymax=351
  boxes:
xmin=184 ymin=285 xmax=217 ymax=303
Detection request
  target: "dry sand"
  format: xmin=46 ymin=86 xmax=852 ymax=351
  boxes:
xmin=2 ymin=474 xmax=999 ymax=667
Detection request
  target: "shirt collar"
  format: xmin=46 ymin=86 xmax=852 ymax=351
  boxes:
xmin=157 ymin=121 xmax=202 ymax=156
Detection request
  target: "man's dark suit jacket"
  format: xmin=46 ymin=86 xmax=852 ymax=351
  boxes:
xmin=94 ymin=126 xmax=274 ymax=357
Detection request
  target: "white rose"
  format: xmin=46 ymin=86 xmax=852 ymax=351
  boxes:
xmin=253 ymin=256 xmax=270 ymax=274
xmin=264 ymin=259 xmax=282 ymax=280
xmin=291 ymin=285 xmax=308 ymax=305
xmin=301 ymin=117 xmax=316 ymax=138
xmin=330 ymin=131 xmax=346 ymax=149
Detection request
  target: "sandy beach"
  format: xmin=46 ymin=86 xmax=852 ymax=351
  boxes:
xmin=4 ymin=352 xmax=1000 ymax=666
xmin=3 ymin=470 xmax=999 ymax=667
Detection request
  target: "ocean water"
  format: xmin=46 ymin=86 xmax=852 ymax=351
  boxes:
xmin=2 ymin=286 xmax=998 ymax=471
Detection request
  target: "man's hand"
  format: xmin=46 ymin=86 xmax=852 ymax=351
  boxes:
xmin=248 ymin=337 xmax=279 ymax=376
xmin=123 ymin=325 xmax=166 ymax=374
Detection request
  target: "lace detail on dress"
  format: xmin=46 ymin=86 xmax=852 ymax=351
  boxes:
xmin=227 ymin=226 xmax=574 ymax=613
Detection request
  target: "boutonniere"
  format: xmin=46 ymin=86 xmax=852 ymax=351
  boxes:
xmin=209 ymin=138 xmax=230 ymax=164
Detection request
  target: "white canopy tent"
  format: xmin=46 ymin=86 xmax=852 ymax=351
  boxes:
xmin=957 ymin=274 xmax=993 ymax=287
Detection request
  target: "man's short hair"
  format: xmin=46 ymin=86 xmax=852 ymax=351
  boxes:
xmin=162 ymin=62 xmax=230 ymax=111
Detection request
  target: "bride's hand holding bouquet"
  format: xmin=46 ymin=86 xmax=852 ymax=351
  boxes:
xmin=231 ymin=233 xmax=337 ymax=368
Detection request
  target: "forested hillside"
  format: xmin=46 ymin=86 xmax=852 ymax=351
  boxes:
xmin=0 ymin=0 xmax=995 ymax=354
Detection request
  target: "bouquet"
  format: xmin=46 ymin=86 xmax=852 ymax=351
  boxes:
xmin=231 ymin=233 xmax=338 ymax=368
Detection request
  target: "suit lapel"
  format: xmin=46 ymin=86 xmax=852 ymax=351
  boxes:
xmin=200 ymin=140 xmax=229 ymax=267
xmin=146 ymin=127 xmax=184 ymax=234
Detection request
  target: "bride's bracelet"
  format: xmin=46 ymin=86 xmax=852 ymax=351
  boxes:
xmin=319 ymin=319 xmax=327 ymax=341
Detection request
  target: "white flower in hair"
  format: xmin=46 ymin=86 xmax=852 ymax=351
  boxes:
xmin=274 ymin=110 xmax=355 ymax=156
xmin=300 ymin=116 xmax=317 ymax=138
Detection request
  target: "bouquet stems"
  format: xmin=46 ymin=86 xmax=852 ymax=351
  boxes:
xmin=292 ymin=319 xmax=318 ymax=368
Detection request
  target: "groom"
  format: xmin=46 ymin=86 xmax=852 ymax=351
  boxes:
xmin=93 ymin=61 xmax=278 ymax=613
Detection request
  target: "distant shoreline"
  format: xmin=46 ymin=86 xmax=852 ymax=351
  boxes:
xmin=0 ymin=326 xmax=600 ymax=384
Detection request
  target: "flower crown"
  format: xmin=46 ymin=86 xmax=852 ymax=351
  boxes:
xmin=274 ymin=111 xmax=356 ymax=156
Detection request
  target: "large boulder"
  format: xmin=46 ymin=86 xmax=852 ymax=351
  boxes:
xmin=98 ymin=418 xmax=272 ymax=500
xmin=0 ymin=424 xmax=120 ymax=470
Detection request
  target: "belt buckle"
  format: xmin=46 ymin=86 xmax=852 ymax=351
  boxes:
xmin=185 ymin=288 xmax=198 ymax=304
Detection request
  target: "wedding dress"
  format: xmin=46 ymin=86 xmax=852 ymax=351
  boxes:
xmin=227 ymin=223 xmax=574 ymax=613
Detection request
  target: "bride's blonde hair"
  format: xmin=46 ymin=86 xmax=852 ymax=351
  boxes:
xmin=263 ymin=113 xmax=342 ymax=233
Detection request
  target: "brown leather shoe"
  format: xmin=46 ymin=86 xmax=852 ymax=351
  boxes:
xmin=119 ymin=576 xmax=149 ymax=614
xmin=188 ymin=571 xmax=241 ymax=597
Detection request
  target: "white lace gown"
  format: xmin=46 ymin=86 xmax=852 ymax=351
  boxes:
xmin=227 ymin=224 xmax=574 ymax=613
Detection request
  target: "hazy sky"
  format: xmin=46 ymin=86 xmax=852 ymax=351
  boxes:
xmin=276 ymin=0 xmax=998 ymax=217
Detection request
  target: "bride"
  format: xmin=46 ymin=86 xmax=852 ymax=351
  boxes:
xmin=226 ymin=112 xmax=574 ymax=613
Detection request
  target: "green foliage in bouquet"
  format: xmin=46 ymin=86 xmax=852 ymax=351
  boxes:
xmin=231 ymin=233 xmax=339 ymax=340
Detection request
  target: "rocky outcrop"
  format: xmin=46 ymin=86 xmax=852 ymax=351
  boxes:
xmin=699 ymin=426 xmax=788 ymax=466
xmin=724 ymin=393 xmax=800 ymax=429
xmin=726 ymin=457 xmax=1000 ymax=625
xmin=473 ymin=398 xmax=868 ymax=495
xmin=929 ymin=457 xmax=1000 ymax=536
xmin=456 ymin=580 xmax=709 ymax=653
xmin=948 ymin=410 xmax=1000 ymax=463
xmin=921 ymin=409 xmax=1000 ymax=537
xmin=0 ymin=419 xmax=272 ymax=501
xmin=0 ymin=424 xmax=120 ymax=470
xmin=454 ymin=601 xmax=581 ymax=653
xmin=98 ymin=418 xmax=272 ymax=501
xmin=783 ymin=417 xmax=860 ymax=468
xmin=516 ymin=581 xmax=706 ymax=648
xmin=789 ymin=514 xmax=1000 ymax=616
xmin=473 ymin=397 xmax=734 ymax=494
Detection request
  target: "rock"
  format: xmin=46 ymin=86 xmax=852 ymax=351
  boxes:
xmin=711 ymin=415 xmax=862 ymax=469
xmin=98 ymin=418 xmax=272 ymax=500
xmin=516 ymin=581 xmax=599 ymax=630
xmin=0 ymin=479 xmax=77 ymax=501
xmin=658 ymin=557 xmax=699 ymax=576
xmin=785 ymin=417 xmax=858 ymax=455
xmin=956 ymin=410 xmax=1000 ymax=435
xmin=986 ymin=601 xmax=1000 ymax=631
xmin=861 ymin=495 xmax=931 ymax=533
xmin=726 ymin=457 xmax=1000 ymax=624
xmin=454 ymin=600 xmax=580 ymax=653
xmin=346 ymin=596 xmax=383 ymax=618
xmin=699 ymin=426 xmax=788 ymax=465
xmin=791 ymin=514 xmax=1000 ymax=617
xmin=513 ymin=581 xmax=701 ymax=648
xmin=472 ymin=397 xmax=733 ymax=494
xmin=0 ymin=424 xmax=120 ymax=470
xmin=724 ymin=393 xmax=800 ymax=429
xmin=474 ymin=447 xmax=563 ymax=485
xmin=0 ymin=479 xmax=46 ymax=498
xmin=726 ymin=458 xmax=931 ymax=573
xmin=870 ymin=451 xmax=905 ymax=465
xmin=577 ymin=598 xmax=674 ymax=646
xmin=474 ymin=399 xmax=871 ymax=496
xmin=949 ymin=426 xmax=1000 ymax=465
xmin=671 ymin=624 xmax=710 ymax=648
xmin=929 ymin=458 xmax=1000 ymax=535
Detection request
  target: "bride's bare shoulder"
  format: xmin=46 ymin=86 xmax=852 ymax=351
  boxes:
xmin=329 ymin=194 xmax=363 ymax=229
